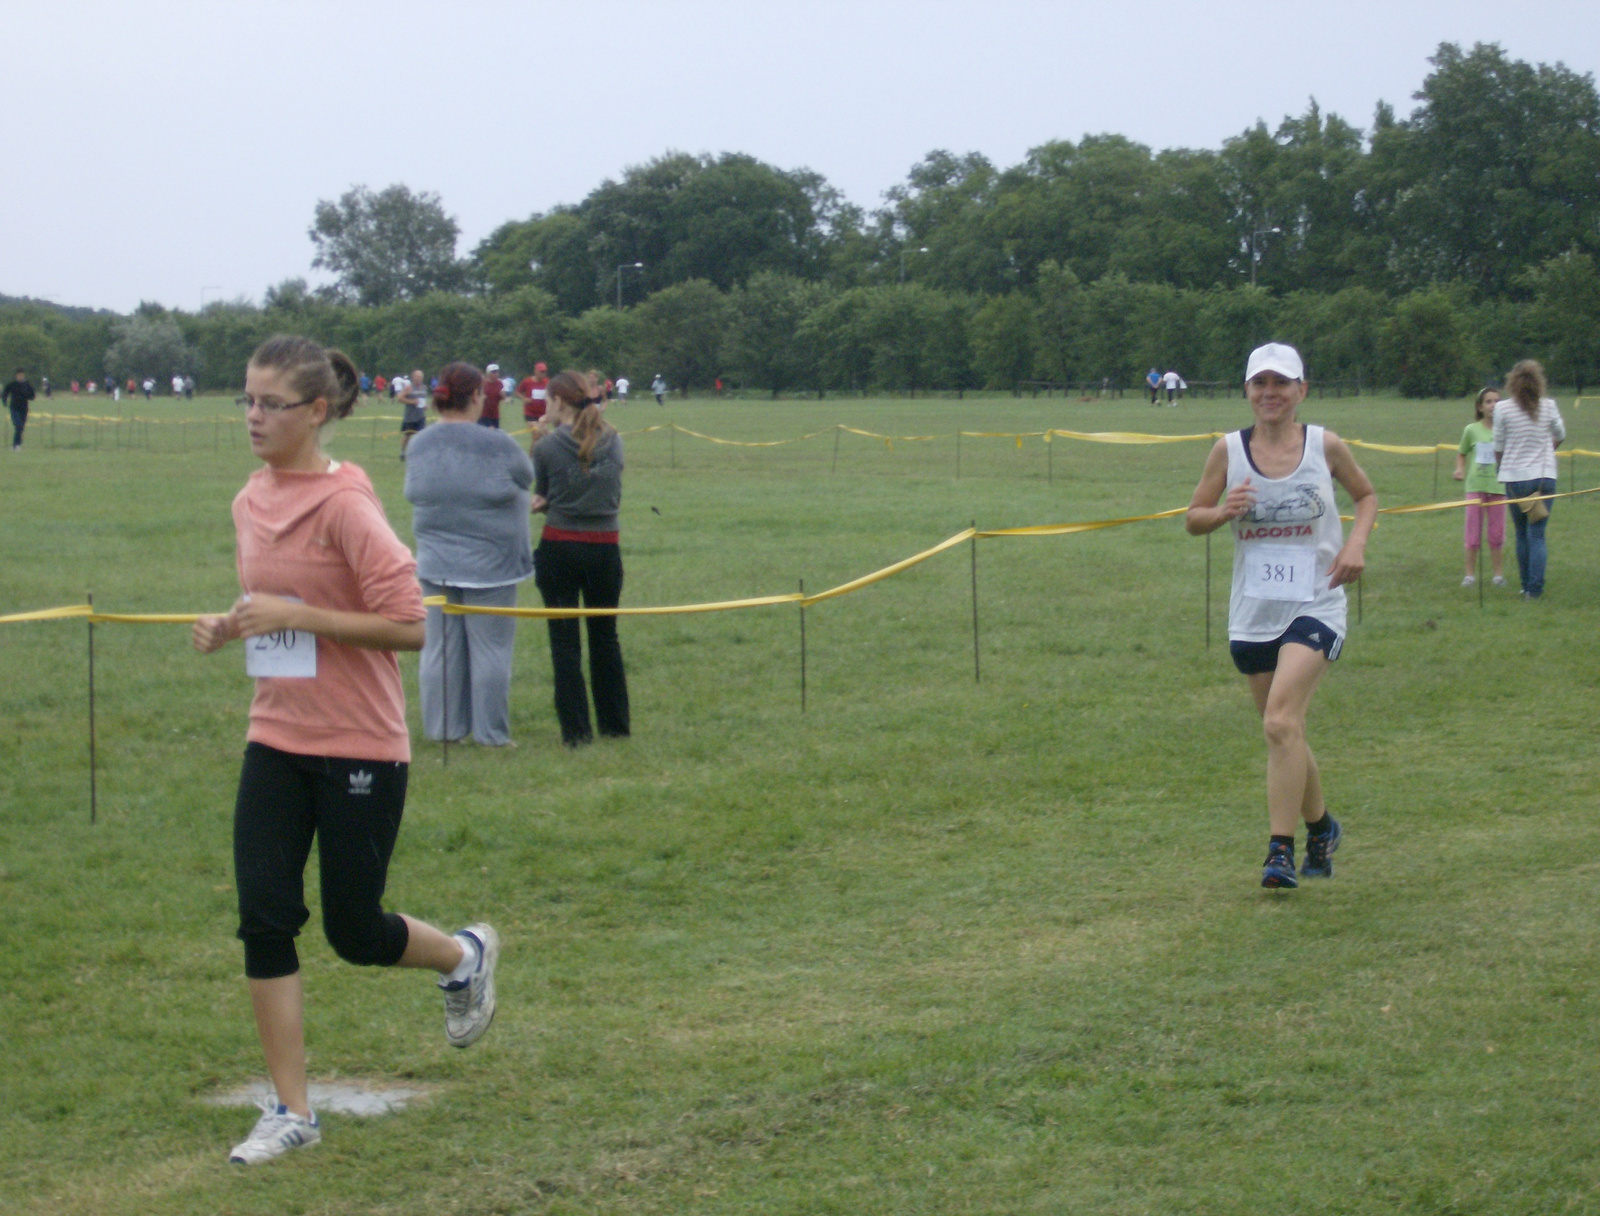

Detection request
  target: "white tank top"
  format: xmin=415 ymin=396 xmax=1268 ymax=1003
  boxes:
xmin=1225 ymin=424 xmax=1347 ymax=642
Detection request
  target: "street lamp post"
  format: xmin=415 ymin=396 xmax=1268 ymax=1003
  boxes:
xmin=1249 ymin=226 xmax=1282 ymax=288
xmin=616 ymin=261 xmax=644 ymax=309
xmin=899 ymin=246 xmax=929 ymax=283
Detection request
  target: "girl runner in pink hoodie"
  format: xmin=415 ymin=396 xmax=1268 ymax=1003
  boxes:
xmin=192 ymin=335 xmax=500 ymax=1165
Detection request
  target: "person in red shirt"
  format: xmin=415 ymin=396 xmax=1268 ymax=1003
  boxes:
xmin=372 ymin=374 xmax=388 ymax=396
xmin=479 ymin=362 xmax=504 ymax=428
xmin=517 ymin=361 xmax=550 ymax=452
xmin=192 ymin=335 xmax=499 ymax=1166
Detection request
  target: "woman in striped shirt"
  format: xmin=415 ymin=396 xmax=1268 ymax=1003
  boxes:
xmin=1493 ymin=359 xmax=1566 ymax=600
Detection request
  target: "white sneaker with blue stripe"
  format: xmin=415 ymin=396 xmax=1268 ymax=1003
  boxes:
xmin=228 ymin=1098 xmax=320 ymax=1164
xmin=441 ymin=923 xmax=500 ymax=1048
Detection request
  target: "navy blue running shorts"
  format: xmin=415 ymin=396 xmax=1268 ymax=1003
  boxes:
xmin=1229 ymin=615 xmax=1343 ymax=675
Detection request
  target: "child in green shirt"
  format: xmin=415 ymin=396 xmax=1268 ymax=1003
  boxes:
xmin=1453 ymin=387 xmax=1507 ymax=587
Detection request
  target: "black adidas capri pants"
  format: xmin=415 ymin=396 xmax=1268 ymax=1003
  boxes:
xmin=233 ymin=741 xmax=411 ymax=980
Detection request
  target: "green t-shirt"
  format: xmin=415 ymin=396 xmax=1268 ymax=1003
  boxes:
xmin=1458 ymin=421 xmax=1504 ymax=495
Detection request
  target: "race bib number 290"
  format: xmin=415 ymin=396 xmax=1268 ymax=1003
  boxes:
xmin=1244 ymin=545 xmax=1317 ymax=602
xmin=244 ymin=597 xmax=317 ymax=678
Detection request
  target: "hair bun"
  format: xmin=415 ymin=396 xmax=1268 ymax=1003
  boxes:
xmin=431 ymin=383 xmax=451 ymax=406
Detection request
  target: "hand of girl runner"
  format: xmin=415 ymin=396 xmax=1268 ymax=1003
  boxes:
xmin=192 ymin=613 xmax=237 ymax=653
xmin=231 ymin=593 xmax=301 ymax=638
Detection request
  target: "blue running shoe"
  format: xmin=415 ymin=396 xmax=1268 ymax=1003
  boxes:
xmin=1301 ymin=815 xmax=1342 ymax=878
xmin=1261 ymin=843 xmax=1298 ymax=889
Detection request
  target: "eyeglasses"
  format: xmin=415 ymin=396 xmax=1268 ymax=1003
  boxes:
xmin=237 ymin=396 xmax=316 ymax=414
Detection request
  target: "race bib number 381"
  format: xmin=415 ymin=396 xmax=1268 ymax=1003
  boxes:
xmin=1243 ymin=544 xmax=1317 ymax=602
xmin=244 ymin=597 xmax=317 ymax=678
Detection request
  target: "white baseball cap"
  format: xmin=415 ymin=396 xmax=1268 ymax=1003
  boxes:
xmin=486 ymin=363 xmax=499 ymax=373
xmin=1245 ymin=342 xmax=1304 ymax=381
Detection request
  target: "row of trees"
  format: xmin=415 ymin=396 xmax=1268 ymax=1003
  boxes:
xmin=2 ymin=42 xmax=1596 ymax=397
xmin=465 ymin=42 xmax=1600 ymax=307
xmin=3 ymin=250 xmax=1595 ymax=399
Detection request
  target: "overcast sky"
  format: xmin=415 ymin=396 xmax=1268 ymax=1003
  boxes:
xmin=3 ymin=0 xmax=1596 ymax=314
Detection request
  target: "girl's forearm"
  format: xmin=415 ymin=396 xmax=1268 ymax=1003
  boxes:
xmin=292 ymin=605 xmax=424 ymax=651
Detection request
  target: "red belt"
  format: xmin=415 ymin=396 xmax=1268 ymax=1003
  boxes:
xmin=542 ymin=526 xmax=619 ymax=544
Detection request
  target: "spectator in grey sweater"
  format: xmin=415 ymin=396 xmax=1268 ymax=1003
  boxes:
xmin=404 ymin=361 xmax=534 ymax=745
xmin=531 ymin=370 xmax=629 ymax=746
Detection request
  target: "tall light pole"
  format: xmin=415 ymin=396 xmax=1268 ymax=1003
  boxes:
xmin=899 ymin=246 xmax=929 ymax=283
xmin=1249 ymin=226 xmax=1282 ymax=288
xmin=616 ymin=261 xmax=644 ymax=309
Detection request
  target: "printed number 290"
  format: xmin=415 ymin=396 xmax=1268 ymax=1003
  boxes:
xmin=252 ymin=630 xmax=300 ymax=651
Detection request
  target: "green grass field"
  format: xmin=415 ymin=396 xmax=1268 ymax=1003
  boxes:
xmin=3 ymin=391 xmax=1599 ymax=1215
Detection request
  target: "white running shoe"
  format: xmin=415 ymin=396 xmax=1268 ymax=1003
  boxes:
xmin=228 ymin=1098 xmax=320 ymax=1164
xmin=1461 ymin=575 xmax=1476 ymax=587
xmin=441 ymin=923 xmax=499 ymax=1048
xmin=1492 ymin=575 xmax=1508 ymax=587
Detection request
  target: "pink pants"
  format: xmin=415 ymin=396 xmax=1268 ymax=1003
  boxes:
xmin=1464 ymin=491 xmax=1506 ymax=550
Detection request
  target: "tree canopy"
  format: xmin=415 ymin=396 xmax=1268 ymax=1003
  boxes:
xmin=8 ymin=42 xmax=1600 ymax=398
xmin=310 ymin=184 xmax=464 ymax=306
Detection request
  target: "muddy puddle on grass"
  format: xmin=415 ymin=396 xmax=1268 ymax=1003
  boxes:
xmin=205 ymin=1080 xmax=435 ymax=1116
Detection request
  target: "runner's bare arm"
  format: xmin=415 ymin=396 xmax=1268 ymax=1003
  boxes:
xmin=1324 ymin=430 xmax=1377 ymax=588
xmin=1186 ymin=438 xmax=1253 ymax=535
xmin=230 ymin=594 xmax=425 ymax=652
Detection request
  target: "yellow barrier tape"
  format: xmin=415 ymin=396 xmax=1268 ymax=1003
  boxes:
xmin=961 ymin=430 xmax=1047 ymax=450
xmin=0 ymin=604 xmax=93 ymax=624
xmin=9 ymin=482 xmax=1595 ymax=627
xmin=87 ymin=612 xmax=205 ymax=624
xmin=670 ymin=424 xmax=835 ymax=448
xmin=1048 ymin=429 xmax=1221 ymax=445
xmin=978 ymin=507 xmax=1190 ymax=537
xmin=1377 ymin=485 xmax=1600 ymax=516
xmin=837 ymin=425 xmax=939 ymax=443
xmin=424 ymin=593 xmax=802 ymax=619
xmin=797 ymin=529 xmax=976 ymax=606
xmin=1348 ymin=440 xmax=1452 ymax=455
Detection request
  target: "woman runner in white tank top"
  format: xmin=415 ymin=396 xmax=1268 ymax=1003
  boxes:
xmin=1186 ymin=343 xmax=1378 ymax=890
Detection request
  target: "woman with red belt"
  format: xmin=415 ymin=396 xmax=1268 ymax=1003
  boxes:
xmin=531 ymin=371 xmax=630 ymax=746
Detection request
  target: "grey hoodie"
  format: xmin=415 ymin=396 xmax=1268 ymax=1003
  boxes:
xmin=534 ymin=424 xmax=624 ymax=534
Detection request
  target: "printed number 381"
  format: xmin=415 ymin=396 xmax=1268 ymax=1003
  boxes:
xmin=1260 ymin=563 xmax=1295 ymax=583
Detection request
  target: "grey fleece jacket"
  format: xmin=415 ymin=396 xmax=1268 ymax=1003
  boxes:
xmin=534 ymin=425 xmax=624 ymax=533
xmin=403 ymin=421 xmax=535 ymax=585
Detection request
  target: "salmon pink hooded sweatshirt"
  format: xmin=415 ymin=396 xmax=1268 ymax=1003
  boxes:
xmin=232 ymin=461 xmax=424 ymax=762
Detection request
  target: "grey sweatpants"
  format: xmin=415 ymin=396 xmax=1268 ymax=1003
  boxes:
xmin=419 ymin=580 xmax=521 ymax=745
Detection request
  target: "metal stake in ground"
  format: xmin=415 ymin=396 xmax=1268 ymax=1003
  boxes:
xmin=1047 ymin=433 xmax=1053 ymax=485
xmin=1357 ymin=573 xmax=1363 ymax=625
xmin=1205 ymin=532 xmax=1212 ymax=649
xmin=1432 ymin=448 xmax=1440 ymax=501
xmin=670 ymin=424 xmax=676 ymax=469
xmin=87 ymin=592 xmax=97 ymax=825
xmin=830 ymin=426 xmax=841 ymax=474
xmin=798 ymin=579 xmax=807 ymax=714
xmin=970 ymin=521 xmax=980 ymax=683
xmin=955 ymin=430 xmax=962 ymax=480
xmin=441 ymin=599 xmax=451 ymax=767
